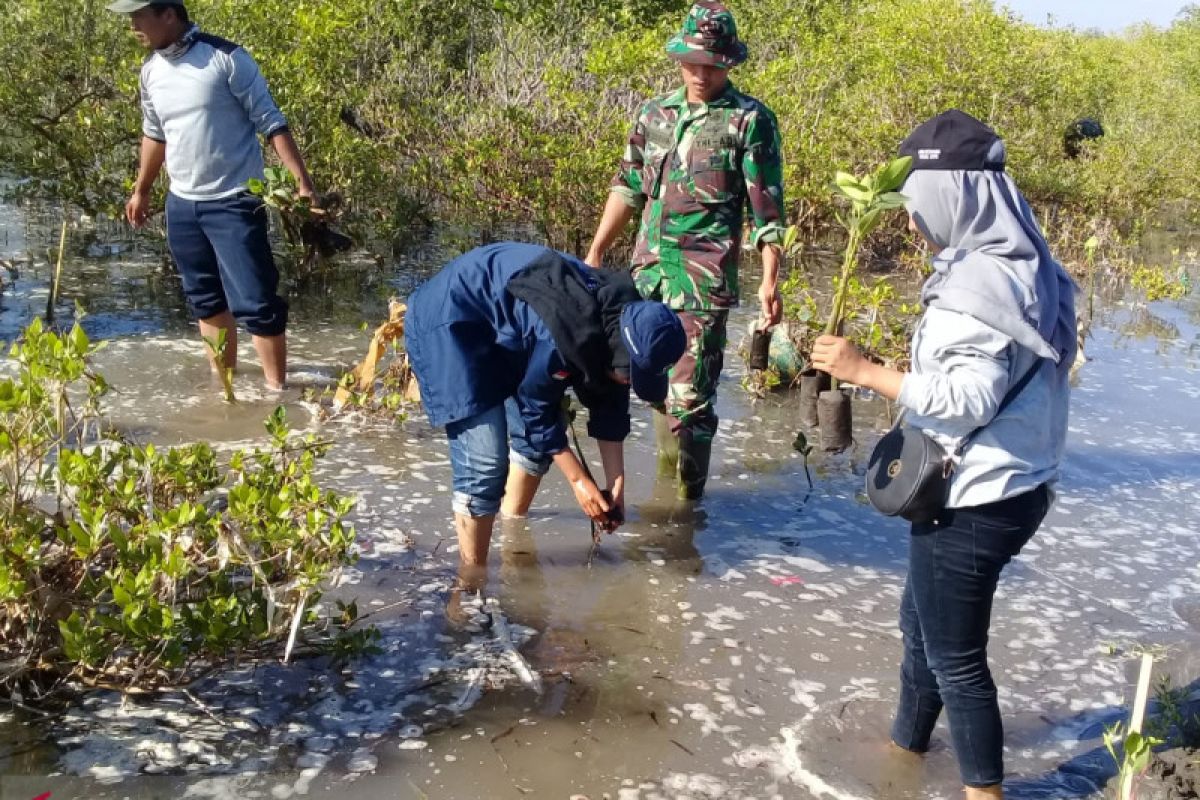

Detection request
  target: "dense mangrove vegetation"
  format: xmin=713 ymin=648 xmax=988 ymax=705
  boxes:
xmin=2 ymin=0 xmax=1199 ymax=251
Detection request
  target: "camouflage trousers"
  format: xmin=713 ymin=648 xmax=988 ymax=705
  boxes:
xmin=662 ymin=309 xmax=728 ymax=444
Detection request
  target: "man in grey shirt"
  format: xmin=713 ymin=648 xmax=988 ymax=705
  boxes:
xmin=111 ymin=0 xmax=316 ymax=390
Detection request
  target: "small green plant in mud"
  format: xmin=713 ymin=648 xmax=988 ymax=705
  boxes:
xmin=792 ymin=430 xmax=814 ymax=490
xmin=201 ymin=328 xmax=236 ymax=403
xmin=323 ymin=348 xmax=415 ymax=422
xmin=1145 ymin=675 xmax=1199 ymax=746
xmin=0 ymin=320 xmax=368 ymax=703
xmin=740 ymin=363 xmax=783 ymax=399
xmin=1104 ymin=723 xmax=1163 ymax=799
xmin=318 ymin=303 xmax=418 ymax=423
xmin=825 ymin=159 xmax=913 ymax=343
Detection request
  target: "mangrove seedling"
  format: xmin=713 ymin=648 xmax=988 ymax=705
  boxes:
xmin=825 ymin=157 xmax=913 ymax=349
xmin=1104 ymin=723 xmax=1162 ymax=800
xmin=202 ymin=328 xmax=236 ymax=403
xmin=816 ymin=157 xmax=912 ymax=452
xmin=792 ymin=430 xmax=814 ymax=490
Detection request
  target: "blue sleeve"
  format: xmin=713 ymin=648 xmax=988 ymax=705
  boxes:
xmin=227 ymin=48 xmax=289 ymax=138
xmin=509 ymin=339 xmax=570 ymax=461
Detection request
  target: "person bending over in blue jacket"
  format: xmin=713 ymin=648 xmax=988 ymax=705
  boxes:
xmin=405 ymin=242 xmax=686 ymax=573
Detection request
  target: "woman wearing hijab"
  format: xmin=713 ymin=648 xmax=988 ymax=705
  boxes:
xmin=812 ymin=110 xmax=1077 ymax=799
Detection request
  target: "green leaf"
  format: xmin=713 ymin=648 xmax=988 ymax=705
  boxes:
xmin=69 ymin=323 xmax=90 ymax=354
xmin=834 ymin=182 xmax=873 ymax=204
xmin=782 ymin=225 xmax=799 ymax=253
xmin=876 ymin=157 xmax=914 ymax=192
xmin=834 ymin=171 xmax=863 ymax=189
xmin=858 ymin=207 xmax=884 ymax=236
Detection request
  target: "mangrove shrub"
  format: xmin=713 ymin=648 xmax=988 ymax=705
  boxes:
xmin=0 ymin=320 xmax=363 ymax=700
xmin=1 ymin=0 xmax=1198 ymax=247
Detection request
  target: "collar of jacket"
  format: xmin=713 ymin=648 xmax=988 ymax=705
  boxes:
xmin=157 ymin=23 xmax=201 ymax=61
xmin=505 ymin=252 xmax=640 ymax=394
xmin=662 ymin=81 xmax=740 ymax=110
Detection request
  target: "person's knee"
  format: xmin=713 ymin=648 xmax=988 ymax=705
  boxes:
xmin=448 ymin=406 xmax=510 ymax=511
xmin=235 ymin=300 xmax=288 ymax=337
xmin=452 ymin=491 xmax=502 ymax=517
xmin=928 ymin=651 xmax=995 ymax=697
xmin=188 ymin=296 xmax=231 ymax=323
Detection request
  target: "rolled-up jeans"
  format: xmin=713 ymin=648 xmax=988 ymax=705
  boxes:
xmin=445 ymin=399 xmax=553 ymax=517
xmin=890 ymin=484 xmax=1051 ymax=787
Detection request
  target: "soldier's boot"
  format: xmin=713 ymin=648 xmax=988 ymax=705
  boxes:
xmin=500 ymin=463 xmax=542 ymax=519
xmin=677 ymin=435 xmax=713 ymax=502
xmin=654 ymin=410 xmax=680 ymax=478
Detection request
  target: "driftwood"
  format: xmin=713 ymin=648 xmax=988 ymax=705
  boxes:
xmin=333 ymin=300 xmax=421 ymax=409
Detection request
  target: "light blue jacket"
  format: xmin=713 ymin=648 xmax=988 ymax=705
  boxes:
xmin=140 ymin=32 xmax=288 ymax=201
xmin=899 ymin=307 xmax=1070 ymax=508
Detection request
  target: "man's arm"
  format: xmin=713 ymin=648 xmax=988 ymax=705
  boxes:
xmin=596 ymin=438 xmax=625 ymax=522
xmin=585 ymin=193 xmax=636 ymax=268
xmin=758 ymin=243 xmax=783 ymax=325
xmin=586 ymin=110 xmax=649 ymax=267
xmin=227 ymin=49 xmax=316 ymax=200
xmin=268 ymin=130 xmax=316 ymax=200
xmin=126 ymin=137 xmax=166 ymax=228
xmin=742 ymin=108 xmax=788 ymax=324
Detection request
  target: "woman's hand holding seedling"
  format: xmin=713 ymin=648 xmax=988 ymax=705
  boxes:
xmin=812 ymin=334 xmax=904 ymax=401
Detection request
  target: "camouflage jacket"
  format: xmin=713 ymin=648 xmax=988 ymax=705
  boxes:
xmin=611 ymin=83 xmax=786 ymax=310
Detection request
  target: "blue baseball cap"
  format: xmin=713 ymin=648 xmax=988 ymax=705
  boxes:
xmin=620 ymin=302 xmax=686 ymax=404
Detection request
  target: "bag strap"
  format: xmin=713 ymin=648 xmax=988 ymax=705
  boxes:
xmin=952 ymin=358 xmax=1044 ymax=456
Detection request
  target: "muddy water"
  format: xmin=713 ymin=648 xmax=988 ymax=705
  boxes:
xmin=1 ymin=199 xmax=1200 ymax=800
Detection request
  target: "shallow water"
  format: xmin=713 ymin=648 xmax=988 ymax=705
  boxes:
xmin=1 ymin=198 xmax=1200 ymax=800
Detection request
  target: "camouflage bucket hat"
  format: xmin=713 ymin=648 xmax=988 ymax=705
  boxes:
xmin=666 ymin=1 xmax=748 ymax=69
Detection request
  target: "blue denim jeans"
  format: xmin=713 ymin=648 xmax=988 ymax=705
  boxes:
xmin=891 ymin=484 xmax=1051 ymax=788
xmin=445 ymin=400 xmax=553 ymax=517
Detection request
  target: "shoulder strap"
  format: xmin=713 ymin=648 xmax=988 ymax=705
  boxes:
xmin=954 ymin=358 xmax=1044 ymax=456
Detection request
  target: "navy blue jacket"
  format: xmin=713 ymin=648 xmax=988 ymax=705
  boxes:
xmin=405 ymin=243 xmax=631 ymax=461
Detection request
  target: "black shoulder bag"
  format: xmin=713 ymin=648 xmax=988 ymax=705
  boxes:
xmin=865 ymin=359 xmax=1044 ymax=523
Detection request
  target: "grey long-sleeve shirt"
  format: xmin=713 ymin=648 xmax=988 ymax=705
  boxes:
xmin=898 ymin=307 xmax=1070 ymax=509
xmin=140 ymin=32 xmax=288 ymax=201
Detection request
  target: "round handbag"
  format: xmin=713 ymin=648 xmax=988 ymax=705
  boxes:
xmin=865 ymin=425 xmax=951 ymax=523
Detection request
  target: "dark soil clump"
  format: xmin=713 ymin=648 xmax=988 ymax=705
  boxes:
xmin=1129 ymin=748 xmax=1200 ymax=800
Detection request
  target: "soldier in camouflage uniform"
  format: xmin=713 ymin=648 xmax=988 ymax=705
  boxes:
xmin=585 ymin=0 xmax=786 ymax=500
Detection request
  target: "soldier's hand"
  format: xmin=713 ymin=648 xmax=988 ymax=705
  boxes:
xmin=758 ymin=283 xmax=783 ymax=326
xmin=584 ymin=250 xmax=603 ymax=269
